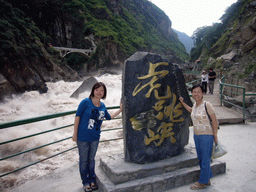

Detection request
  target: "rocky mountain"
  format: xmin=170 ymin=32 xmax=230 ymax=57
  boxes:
xmin=0 ymin=0 xmax=188 ymax=100
xmin=0 ymin=0 xmax=81 ymax=101
xmin=173 ymin=29 xmax=194 ymax=54
xmin=190 ymin=0 xmax=256 ymax=84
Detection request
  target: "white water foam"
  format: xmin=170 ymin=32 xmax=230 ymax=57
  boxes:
xmin=0 ymin=73 xmax=123 ymax=190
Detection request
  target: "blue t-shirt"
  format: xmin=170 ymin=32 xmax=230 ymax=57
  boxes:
xmin=76 ymin=98 xmax=111 ymax=142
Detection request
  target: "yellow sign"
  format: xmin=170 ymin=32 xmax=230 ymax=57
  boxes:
xmin=130 ymin=62 xmax=184 ymax=146
xmin=132 ymin=62 xmax=169 ymax=98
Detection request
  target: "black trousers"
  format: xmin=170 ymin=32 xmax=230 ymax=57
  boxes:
xmin=202 ymin=82 xmax=207 ymax=93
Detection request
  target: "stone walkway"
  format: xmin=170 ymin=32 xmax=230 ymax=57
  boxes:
xmin=166 ymin=122 xmax=256 ymax=192
xmin=8 ymin=122 xmax=256 ymax=192
xmin=203 ymin=79 xmax=244 ymax=124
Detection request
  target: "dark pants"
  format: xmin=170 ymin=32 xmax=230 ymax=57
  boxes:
xmin=202 ymin=82 xmax=207 ymax=93
xmin=208 ymin=80 xmax=214 ymax=94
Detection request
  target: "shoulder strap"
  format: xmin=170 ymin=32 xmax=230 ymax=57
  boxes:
xmin=204 ymin=102 xmax=212 ymax=123
xmin=205 ymin=102 xmax=220 ymax=129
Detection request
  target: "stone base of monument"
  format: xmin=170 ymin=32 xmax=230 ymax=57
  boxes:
xmin=95 ymin=146 xmax=226 ymax=192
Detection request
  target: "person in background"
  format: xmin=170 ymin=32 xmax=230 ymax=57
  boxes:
xmin=179 ymin=84 xmax=218 ymax=190
xmin=72 ymin=82 xmax=122 ymax=192
xmin=201 ymin=71 xmax=208 ymax=94
xmin=208 ymin=68 xmax=216 ymax=94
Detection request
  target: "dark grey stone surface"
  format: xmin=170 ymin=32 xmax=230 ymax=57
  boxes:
xmin=96 ymin=149 xmax=226 ymax=192
xmin=122 ymin=52 xmax=192 ymax=164
xmin=70 ymin=76 xmax=97 ymax=98
xmin=99 ymin=147 xmax=198 ymax=184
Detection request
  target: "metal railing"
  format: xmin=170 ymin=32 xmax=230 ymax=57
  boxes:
xmin=185 ymin=76 xmax=256 ymax=121
xmin=0 ymin=106 xmax=122 ymax=178
xmin=183 ymin=70 xmax=201 ymax=76
xmin=185 ymin=79 xmax=201 ymax=89
xmin=219 ymin=77 xmax=256 ymax=120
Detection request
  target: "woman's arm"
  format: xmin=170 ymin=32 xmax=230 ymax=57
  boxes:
xmin=210 ymin=113 xmax=218 ymax=143
xmin=72 ymin=116 xmax=80 ymax=142
xmin=110 ymin=102 xmax=123 ymax=119
xmin=179 ymin=97 xmax=192 ymax=113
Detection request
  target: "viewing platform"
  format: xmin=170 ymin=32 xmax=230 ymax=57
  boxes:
xmin=203 ymin=79 xmax=244 ymax=124
xmin=6 ymin=78 xmax=252 ymax=192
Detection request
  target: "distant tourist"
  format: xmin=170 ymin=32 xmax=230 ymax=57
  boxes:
xmin=201 ymin=71 xmax=208 ymax=94
xmin=72 ymin=82 xmax=122 ymax=192
xmin=179 ymin=84 xmax=218 ymax=190
xmin=208 ymin=68 xmax=216 ymax=94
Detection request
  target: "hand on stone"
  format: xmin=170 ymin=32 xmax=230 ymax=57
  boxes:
xmin=179 ymin=97 xmax=184 ymax=103
xmin=119 ymin=102 xmax=123 ymax=111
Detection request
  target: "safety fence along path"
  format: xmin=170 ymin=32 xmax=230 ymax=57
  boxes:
xmin=203 ymin=78 xmax=244 ymax=124
xmin=0 ymin=106 xmax=122 ymax=181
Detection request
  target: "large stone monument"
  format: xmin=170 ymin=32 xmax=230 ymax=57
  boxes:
xmin=122 ymin=52 xmax=192 ymax=164
xmin=96 ymin=52 xmax=226 ymax=191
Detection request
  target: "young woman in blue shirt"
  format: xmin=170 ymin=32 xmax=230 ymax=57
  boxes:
xmin=72 ymin=82 xmax=122 ymax=192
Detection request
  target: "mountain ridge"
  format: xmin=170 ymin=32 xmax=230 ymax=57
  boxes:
xmin=173 ymin=29 xmax=194 ymax=54
xmin=0 ymin=0 xmax=188 ymax=100
xmin=190 ymin=0 xmax=256 ymax=82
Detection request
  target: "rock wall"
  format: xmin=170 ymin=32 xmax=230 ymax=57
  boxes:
xmin=224 ymin=77 xmax=256 ymax=95
xmin=0 ymin=42 xmax=81 ymax=101
xmin=0 ymin=1 xmax=81 ymax=101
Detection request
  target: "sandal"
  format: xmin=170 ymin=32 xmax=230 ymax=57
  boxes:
xmin=84 ymin=185 xmax=92 ymax=192
xmin=206 ymin=180 xmax=211 ymax=186
xmin=90 ymin=183 xmax=98 ymax=190
xmin=190 ymin=182 xmax=206 ymax=190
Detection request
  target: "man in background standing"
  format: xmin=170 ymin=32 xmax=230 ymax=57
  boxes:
xmin=208 ymin=68 xmax=216 ymax=94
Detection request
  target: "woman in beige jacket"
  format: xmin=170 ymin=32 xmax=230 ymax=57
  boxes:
xmin=179 ymin=84 xmax=218 ymax=190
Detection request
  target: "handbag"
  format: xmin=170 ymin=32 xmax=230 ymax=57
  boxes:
xmin=211 ymin=141 xmax=228 ymax=159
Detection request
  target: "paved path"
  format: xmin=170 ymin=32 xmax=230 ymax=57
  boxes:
xmin=203 ymin=79 xmax=244 ymax=124
xmin=166 ymin=122 xmax=256 ymax=192
xmin=8 ymin=123 xmax=256 ymax=192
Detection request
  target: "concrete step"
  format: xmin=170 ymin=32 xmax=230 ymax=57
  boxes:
xmin=213 ymin=106 xmax=244 ymax=125
xmin=96 ymin=161 xmax=225 ymax=192
xmin=96 ymin=148 xmax=226 ymax=192
xmin=99 ymin=148 xmax=198 ymax=185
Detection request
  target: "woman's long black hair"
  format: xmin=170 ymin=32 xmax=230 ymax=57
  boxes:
xmin=191 ymin=84 xmax=204 ymax=93
xmin=89 ymin=82 xmax=107 ymax=99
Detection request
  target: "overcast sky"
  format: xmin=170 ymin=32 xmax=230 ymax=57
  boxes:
xmin=150 ymin=0 xmax=238 ymax=36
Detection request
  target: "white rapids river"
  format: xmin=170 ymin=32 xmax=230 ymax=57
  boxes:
xmin=0 ymin=72 xmax=123 ymax=190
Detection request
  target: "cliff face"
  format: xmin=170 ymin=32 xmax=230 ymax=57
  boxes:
xmin=84 ymin=0 xmax=187 ymax=71
xmin=0 ymin=0 xmax=188 ymax=100
xmin=0 ymin=0 xmax=81 ymax=101
xmin=0 ymin=0 xmax=187 ymax=99
xmin=173 ymin=29 xmax=194 ymax=54
xmin=192 ymin=0 xmax=256 ymax=82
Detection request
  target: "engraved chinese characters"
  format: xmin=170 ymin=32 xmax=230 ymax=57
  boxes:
xmin=122 ymin=52 xmax=192 ymax=164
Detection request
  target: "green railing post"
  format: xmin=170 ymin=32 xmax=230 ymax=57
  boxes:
xmin=242 ymin=87 xmax=245 ymax=120
xmin=220 ymin=82 xmax=223 ymax=106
